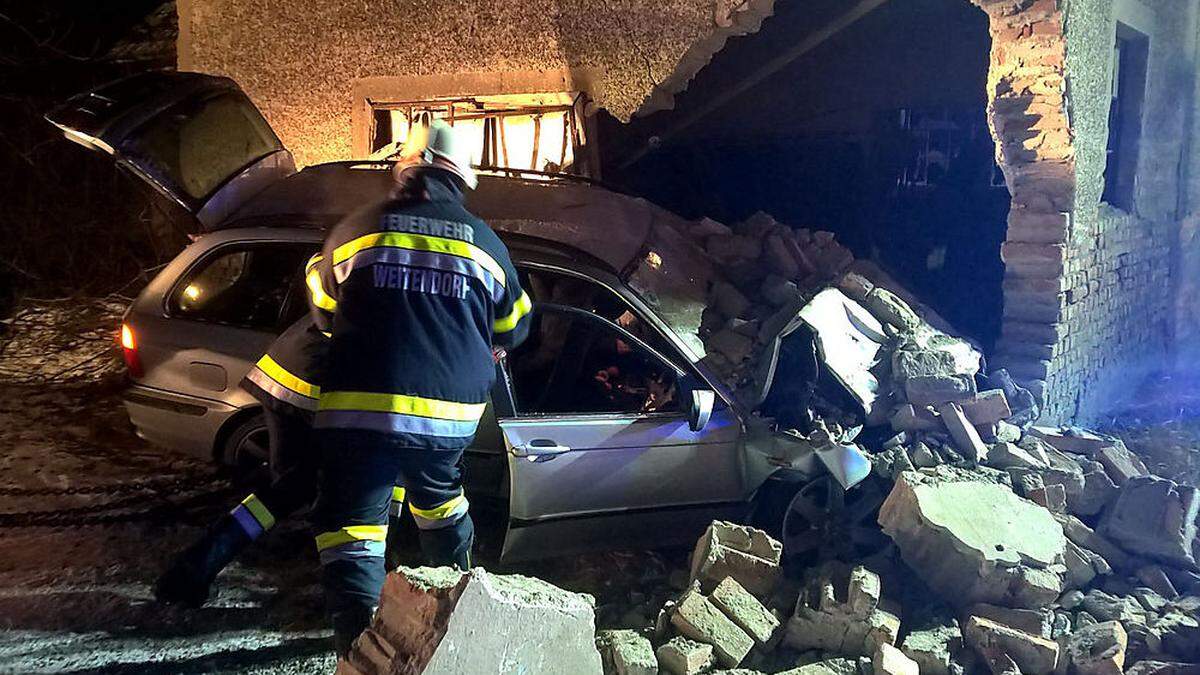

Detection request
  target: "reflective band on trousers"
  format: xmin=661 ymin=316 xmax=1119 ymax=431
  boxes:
xmin=315 ymin=524 xmax=387 ymax=564
xmin=316 ymin=391 xmax=486 ymax=437
xmin=494 ymin=290 xmax=532 ymax=334
xmin=410 ymin=493 xmax=469 ymax=530
xmin=332 ymin=232 xmax=506 ymax=289
xmin=231 ymin=494 xmax=275 ymax=540
xmin=315 ymin=524 xmax=388 ymax=551
xmin=319 ymin=539 xmax=386 ymax=565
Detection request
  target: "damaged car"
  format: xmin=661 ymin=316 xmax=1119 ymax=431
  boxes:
xmin=47 ymin=71 xmax=874 ymax=562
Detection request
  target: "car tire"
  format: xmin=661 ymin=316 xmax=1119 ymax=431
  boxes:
xmin=219 ymin=412 xmax=271 ymax=484
xmin=751 ymin=473 xmax=892 ymax=575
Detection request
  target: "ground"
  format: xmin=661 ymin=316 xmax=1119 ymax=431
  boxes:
xmin=0 ymin=300 xmax=682 ymax=673
xmin=0 ymin=301 xmax=1196 ymax=673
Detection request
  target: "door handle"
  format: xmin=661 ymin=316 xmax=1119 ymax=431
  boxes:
xmin=511 ymin=438 xmax=571 ymax=459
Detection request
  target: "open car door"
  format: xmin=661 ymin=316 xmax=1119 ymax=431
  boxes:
xmin=46 ymin=71 xmax=294 ymax=231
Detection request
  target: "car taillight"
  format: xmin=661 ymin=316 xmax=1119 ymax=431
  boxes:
xmin=120 ymin=323 xmax=144 ymax=378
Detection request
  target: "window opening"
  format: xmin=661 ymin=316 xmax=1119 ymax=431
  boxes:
xmin=368 ymin=93 xmax=590 ymax=177
xmin=1102 ymin=24 xmax=1149 ymax=210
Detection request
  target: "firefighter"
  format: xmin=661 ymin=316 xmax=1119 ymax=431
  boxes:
xmin=307 ymin=117 xmax=531 ymax=655
xmin=154 ymin=258 xmax=409 ymax=607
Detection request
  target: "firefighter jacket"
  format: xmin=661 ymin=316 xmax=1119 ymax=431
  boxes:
xmin=240 ymin=310 xmax=328 ymax=419
xmin=307 ymin=171 xmax=532 ymax=449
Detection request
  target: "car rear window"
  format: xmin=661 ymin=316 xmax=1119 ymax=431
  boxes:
xmin=170 ymin=243 xmax=316 ymax=330
xmin=123 ymin=92 xmax=283 ymax=202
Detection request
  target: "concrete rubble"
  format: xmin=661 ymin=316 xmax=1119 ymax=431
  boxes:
xmin=341 ymin=566 xmax=603 ymax=675
xmin=334 ymin=216 xmax=1200 ymax=675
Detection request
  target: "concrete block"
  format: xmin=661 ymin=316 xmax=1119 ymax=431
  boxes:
xmin=1135 ymin=565 xmax=1180 ymax=599
xmin=891 ymin=404 xmax=941 ymax=432
xmin=866 ymin=287 xmax=922 ymax=332
xmin=1065 ymin=620 xmax=1127 ymax=675
xmin=878 ymin=474 xmax=1067 ymax=609
xmin=341 ymin=566 xmax=602 ymax=675
xmin=785 ymin=564 xmax=900 ymax=657
xmin=1092 ymin=442 xmax=1148 ymax=485
xmin=961 ymin=389 xmax=1014 ymax=426
xmin=710 ymin=576 xmax=779 ymax=646
xmin=906 ymin=375 xmax=977 ymax=406
xmin=938 ymin=402 xmax=990 ymax=462
xmin=656 ymin=636 xmax=715 ymax=675
xmin=608 ymin=630 xmax=657 ymax=675
xmin=1057 ymin=515 xmax=1134 ymax=573
xmin=874 ymin=643 xmax=919 ymax=675
xmin=1099 ymin=476 xmax=1200 ymax=569
xmin=690 ymin=521 xmax=783 ymax=600
xmin=672 ymin=589 xmax=754 ymax=668
xmin=987 ymin=441 xmax=1049 ymax=470
xmin=901 ymin=623 xmax=961 ymax=675
xmin=964 ymin=615 xmax=1060 ymax=675
xmin=779 ymin=659 xmax=860 ymax=675
xmin=1028 ymin=427 xmax=1111 ymax=455
xmin=966 ymin=603 xmax=1053 ymax=638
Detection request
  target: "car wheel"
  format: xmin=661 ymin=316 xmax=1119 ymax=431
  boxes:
xmin=779 ymin=474 xmax=891 ymax=574
xmin=220 ymin=413 xmax=271 ymax=483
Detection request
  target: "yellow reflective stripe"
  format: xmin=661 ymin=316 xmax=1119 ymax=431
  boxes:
xmin=494 ymin=290 xmax=532 ymax=333
xmin=241 ymin=494 xmax=276 ymax=531
xmin=307 ymin=268 xmax=337 ymax=311
xmin=410 ymin=494 xmax=466 ymax=521
xmin=392 ymin=486 xmax=407 ymax=502
xmin=255 ymin=354 xmax=319 ymax=399
xmin=319 ymin=391 xmax=486 ymax=422
xmin=333 ymin=232 xmax=506 ymax=288
xmin=314 ymin=524 xmax=388 ymax=552
xmin=305 ymin=253 xmax=323 ymax=274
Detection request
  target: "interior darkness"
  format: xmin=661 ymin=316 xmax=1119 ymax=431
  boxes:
xmin=601 ymin=0 xmax=1008 ymax=349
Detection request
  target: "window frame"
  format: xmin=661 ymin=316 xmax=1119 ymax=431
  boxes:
xmin=367 ymin=95 xmax=590 ymax=177
xmin=163 ymin=239 xmax=319 ymax=332
xmin=1102 ymin=21 xmax=1150 ymax=212
xmin=498 ymin=262 xmax=700 ymax=421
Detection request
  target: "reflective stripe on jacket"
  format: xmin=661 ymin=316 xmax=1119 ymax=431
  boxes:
xmin=309 ymin=171 xmax=532 ymax=449
xmin=240 ymin=310 xmax=328 ymax=418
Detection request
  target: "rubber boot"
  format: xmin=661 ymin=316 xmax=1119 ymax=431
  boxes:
xmin=155 ymin=515 xmax=252 ymax=608
xmin=332 ymin=605 xmax=376 ymax=658
xmin=417 ymin=515 xmax=475 ymax=570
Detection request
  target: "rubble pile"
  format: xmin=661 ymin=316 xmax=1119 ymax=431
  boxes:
xmin=593 ymin=215 xmax=1200 ymax=674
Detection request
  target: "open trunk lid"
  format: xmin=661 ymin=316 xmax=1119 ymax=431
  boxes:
xmin=46 ymin=71 xmax=295 ymax=231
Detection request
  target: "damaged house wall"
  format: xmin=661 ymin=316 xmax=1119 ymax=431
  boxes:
xmin=975 ymin=0 xmax=1198 ymax=424
xmin=176 ymin=0 xmax=775 ymax=167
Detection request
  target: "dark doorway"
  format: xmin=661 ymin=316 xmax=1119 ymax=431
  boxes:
xmin=605 ymin=0 xmax=1007 ymax=349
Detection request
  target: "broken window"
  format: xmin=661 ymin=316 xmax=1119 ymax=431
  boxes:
xmin=1102 ymin=24 xmax=1149 ymax=211
xmin=506 ymin=268 xmax=681 ymax=416
xmin=368 ymin=93 xmax=591 ymax=177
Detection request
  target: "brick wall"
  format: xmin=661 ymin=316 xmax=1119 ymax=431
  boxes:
xmin=969 ymin=0 xmax=1194 ymax=424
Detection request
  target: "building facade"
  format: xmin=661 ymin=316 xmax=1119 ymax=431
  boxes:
xmin=176 ymin=0 xmax=1200 ymax=424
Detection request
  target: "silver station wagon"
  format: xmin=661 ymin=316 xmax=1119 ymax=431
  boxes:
xmin=49 ymin=72 xmax=871 ymax=562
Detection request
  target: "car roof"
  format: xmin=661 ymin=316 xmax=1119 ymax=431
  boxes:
xmin=225 ymin=163 xmax=685 ymax=272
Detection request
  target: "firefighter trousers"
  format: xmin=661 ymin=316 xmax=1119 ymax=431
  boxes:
xmin=312 ymin=429 xmax=474 ymax=630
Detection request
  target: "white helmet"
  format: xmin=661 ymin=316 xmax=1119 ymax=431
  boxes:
xmin=394 ymin=115 xmax=477 ymax=189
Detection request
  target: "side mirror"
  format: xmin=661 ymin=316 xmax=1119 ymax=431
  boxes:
xmin=688 ymin=389 xmax=715 ymax=432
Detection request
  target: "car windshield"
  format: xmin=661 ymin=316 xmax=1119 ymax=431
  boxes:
xmin=623 ymin=221 xmax=715 ymax=361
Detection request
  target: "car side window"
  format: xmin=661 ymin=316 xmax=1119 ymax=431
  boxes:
xmin=170 ymin=243 xmax=315 ymax=330
xmin=506 ymin=268 xmax=682 ymax=416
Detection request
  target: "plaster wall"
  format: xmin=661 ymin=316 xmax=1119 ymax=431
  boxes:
xmin=178 ymin=0 xmax=774 ymax=167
